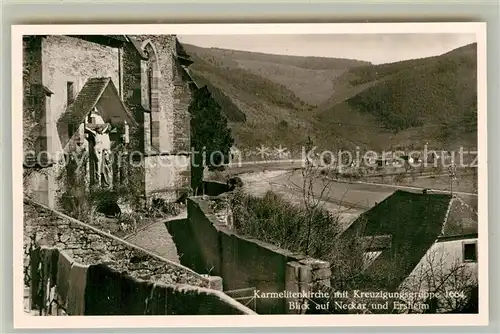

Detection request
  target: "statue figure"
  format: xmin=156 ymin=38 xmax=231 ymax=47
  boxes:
xmin=85 ymin=120 xmax=113 ymax=188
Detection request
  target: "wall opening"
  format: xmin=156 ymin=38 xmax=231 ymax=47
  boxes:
xmin=463 ymin=241 xmax=477 ymax=262
xmin=67 ymin=81 xmax=75 ymax=105
xmin=142 ymin=41 xmax=160 ymax=151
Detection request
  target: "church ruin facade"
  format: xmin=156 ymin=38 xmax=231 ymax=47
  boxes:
xmin=23 ymin=35 xmax=195 ymax=208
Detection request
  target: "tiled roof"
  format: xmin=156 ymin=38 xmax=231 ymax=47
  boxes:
xmin=440 ymin=196 xmax=478 ymax=238
xmin=57 ymin=77 xmax=137 ymax=148
xmin=343 ymin=190 xmax=452 ymax=290
xmin=58 ymin=77 xmax=110 ymax=130
xmin=78 ymin=35 xmax=148 ymax=60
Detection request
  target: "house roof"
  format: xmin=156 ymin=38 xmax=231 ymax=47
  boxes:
xmin=57 ymin=77 xmax=137 ymax=148
xmin=439 ymin=196 xmax=478 ymax=240
xmin=343 ymin=190 xmax=452 ymax=290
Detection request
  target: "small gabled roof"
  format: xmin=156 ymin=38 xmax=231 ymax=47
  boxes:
xmin=57 ymin=77 xmax=137 ymax=148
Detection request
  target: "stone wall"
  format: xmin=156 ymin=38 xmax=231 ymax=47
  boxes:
xmin=23 ymin=199 xmax=207 ymax=288
xmin=23 ymin=36 xmax=43 ymax=148
xmin=187 ymin=196 xmax=332 ymax=314
xmin=130 ymin=35 xmax=177 ymax=153
xmin=124 ymin=35 xmax=192 ymax=202
xmin=144 ymin=154 xmax=191 ymax=202
xmin=24 ymin=199 xmax=255 ymax=315
xmin=172 ymin=57 xmax=192 ymax=153
xmin=28 ymin=245 xmax=254 ymax=316
xmin=122 ymin=42 xmax=145 ymax=150
xmin=23 ymin=167 xmax=59 ymax=208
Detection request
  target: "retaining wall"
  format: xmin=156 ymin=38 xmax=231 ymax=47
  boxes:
xmin=24 ymin=198 xmax=255 ymax=315
xmin=28 ymin=245 xmax=255 ymax=316
xmin=187 ymin=196 xmax=331 ymax=314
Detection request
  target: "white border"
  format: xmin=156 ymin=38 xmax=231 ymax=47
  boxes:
xmin=12 ymin=23 xmax=488 ymax=328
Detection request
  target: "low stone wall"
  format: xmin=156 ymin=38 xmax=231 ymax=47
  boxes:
xmin=23 ymin=199 xmax=206 ymax=287
xmin=187 ymin=196 xmax=331 ymax=314
xmin=24 ymin=198 xmax=255 ymax=315
xmin=28 ymin=245 xmax=255 ymax=316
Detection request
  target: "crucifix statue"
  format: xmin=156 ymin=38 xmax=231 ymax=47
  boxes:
xmin=85 ymin=107 xmax=113 ymax=188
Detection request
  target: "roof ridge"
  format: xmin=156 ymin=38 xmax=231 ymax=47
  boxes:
xmin=439 ymin=196 xmax=456 ymax=236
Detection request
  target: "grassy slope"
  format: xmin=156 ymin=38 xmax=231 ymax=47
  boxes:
xmin=184 ymin=43 xmax=478 ymax=154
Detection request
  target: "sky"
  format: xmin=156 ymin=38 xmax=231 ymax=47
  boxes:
xmin=177 ymin=33 xmax=476 ymax=65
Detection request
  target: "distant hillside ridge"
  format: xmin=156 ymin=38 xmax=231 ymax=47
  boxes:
xmin=316 ymin=42 xmax=477 ymax=150
xmin=183 ymin=42 xmax=477 ymax=153
xmin=183 ymin=44 xmax=371 ymax=70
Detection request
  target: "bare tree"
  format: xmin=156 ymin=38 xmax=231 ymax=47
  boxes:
xmin=293 ymin=137 xmax=339 ymax=255
xmin=398 ymin=246 xmax=478 ymax=313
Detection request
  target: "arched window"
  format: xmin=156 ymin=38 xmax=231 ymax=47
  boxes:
xmin=148 ymin=65 xmax=153 ymax=110
xmin=142 ymin=41 xmax=160 ymax=150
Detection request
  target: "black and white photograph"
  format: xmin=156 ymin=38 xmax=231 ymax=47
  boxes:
xmin=14 ymin=23 xmax=487 ymax=327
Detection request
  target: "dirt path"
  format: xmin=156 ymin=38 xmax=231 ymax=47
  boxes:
xmin=124 ymin=212 xmax=187 ymax=264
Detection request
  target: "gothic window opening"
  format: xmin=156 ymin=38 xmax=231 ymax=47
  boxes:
xmin=142 ymin=41 xmax=160 ymax=151
xmin=148 ymin=65 xmax=153 ymax=109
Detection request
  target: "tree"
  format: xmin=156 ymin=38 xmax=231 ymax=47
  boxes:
xmin=289 ymin=136 xmax=340 ymax=256
xmin=189 ymin=86 xmax=234 ymax=192
xmin=398 ymin=246 xmax=478 ymax=313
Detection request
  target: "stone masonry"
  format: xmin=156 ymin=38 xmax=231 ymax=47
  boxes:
xmin=23 ymin=34 xmax=194 ymax=207
xmin=23 ymin=199 xmax=208 ymax=288
xmin=187 ymin=195 xmax=332 ymax=314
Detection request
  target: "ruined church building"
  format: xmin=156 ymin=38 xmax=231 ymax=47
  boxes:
xmin=24 ymin=35 xmax=196 ymax=207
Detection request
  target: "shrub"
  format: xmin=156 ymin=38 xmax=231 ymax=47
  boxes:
xmin=230 ymin=190 xmax=342 ymax=259
xmin=117 ymin=212 xmax=142 ymax=233
xmin=148 ymin=197 xmax=181 ymax=218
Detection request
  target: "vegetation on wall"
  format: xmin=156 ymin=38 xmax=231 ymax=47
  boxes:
xmin=55 ymin=146 xmax=180 ymax=237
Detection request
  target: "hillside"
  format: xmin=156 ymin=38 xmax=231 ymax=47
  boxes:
xmin=183 ymin=44 xmax=369 ymax=153
xmin=184 ymin=45 xmax=369 ymax=106
xmin=183 ymin=42 xmax=478 ymax=154
xmin=316 ymin=43 xmax=478 ymax=150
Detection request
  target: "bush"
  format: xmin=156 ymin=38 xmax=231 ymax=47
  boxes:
xmin=148 ymin=197 xmax=181 ymax=218
xmin=230 ymin=190 xmax=342 ymax=259
xmin=117 ymin=212 xmax=142 ymax=233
